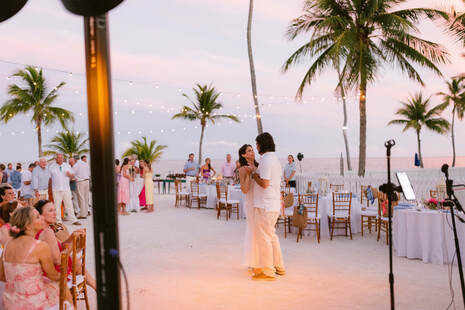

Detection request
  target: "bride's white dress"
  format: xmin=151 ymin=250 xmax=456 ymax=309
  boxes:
xmin=244 ymin=177 xmax=260 ymax=267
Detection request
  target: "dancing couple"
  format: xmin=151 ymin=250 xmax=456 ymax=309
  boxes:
xmin=239 ymin=132 xmax=285 ymax=281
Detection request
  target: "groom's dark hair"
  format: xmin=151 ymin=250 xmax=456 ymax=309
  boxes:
xmin=256 ymin=132 xmax=275 ymax=154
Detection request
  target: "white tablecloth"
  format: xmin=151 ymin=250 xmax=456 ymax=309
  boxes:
xmin=290 ymin=195 xmax=362 ymax=238
xmin=393 ymin=209 xmax=465 ymax=264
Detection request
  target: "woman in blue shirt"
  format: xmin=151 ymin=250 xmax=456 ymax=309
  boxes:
xmin=283 ymin=155 xmax=296 ymax=188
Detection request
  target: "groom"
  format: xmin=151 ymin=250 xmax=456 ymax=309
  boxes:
xmin=251 ymin=132 xmax=285 ymax=280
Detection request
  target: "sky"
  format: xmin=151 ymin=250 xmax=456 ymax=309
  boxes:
xmin=1 ymin=0 xmax=465 ymax=164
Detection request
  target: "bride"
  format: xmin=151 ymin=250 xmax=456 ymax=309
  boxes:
xmin=238 ymin=144 xmax=259 ymax=274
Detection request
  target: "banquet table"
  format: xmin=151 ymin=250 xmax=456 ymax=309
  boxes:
xmin=288 ymin=194 xmax=362 ymax=238
xmin=393 ymin=208 xmax=465 ymax=264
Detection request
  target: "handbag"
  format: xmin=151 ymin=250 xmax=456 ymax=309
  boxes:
xmin=292 ymin=205 xmax=308 ymax=229
xmin=283 ymin=192 xmax=294 ymax=208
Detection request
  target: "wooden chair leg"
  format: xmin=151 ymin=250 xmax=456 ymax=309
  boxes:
xmin=330 ymin=219 xmax=335 ymax=240
xmin=385 ymin=222 xmax=389 ymax=245
xmin=345 ymin=220 xmax=348 ymax=237
xmin=84 ymin=285 xmax=90 ymax=310
xmin=377 ymin=219 xmax=381 ymax=242
xmin=349 ymin=219 xmax=352 ymax=240
xmin=368 ymin=217 xmax=372 ymax=234
xmin=361 ymin=216 xmax=364 ymax=236
xmin=284 ymin=218 xmax=287 ymax=239
xmin=317 ymin=222 xmax=320 ymax=244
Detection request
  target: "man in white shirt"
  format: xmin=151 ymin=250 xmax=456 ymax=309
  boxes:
xmin=221 ymin=154 xmax=236 ymax=185
xmin=49 ymin=154 xmax=80 ymax=225
xmin=20 ymin=163 xmax=35 ymax=206
xmin=73 ymin=155 xmax=91 ymax=218
xmin=252 ymin=132 xmax=285 ymax=280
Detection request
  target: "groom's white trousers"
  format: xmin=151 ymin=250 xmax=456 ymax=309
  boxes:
xmin=254 ymin=208 xmax=284 ymax=276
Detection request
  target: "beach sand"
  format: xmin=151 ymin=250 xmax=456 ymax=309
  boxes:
xmin=73 ymin=195 xmax=463 ymax=310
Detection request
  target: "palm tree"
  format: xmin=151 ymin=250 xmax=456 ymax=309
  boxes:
xmin=283 ymin=0 xmax=449 ymax=176
xmin=388 ymin=92 xmax=450 ymax=168
xmin=43 ymin=125 xmax=89 ymax=159
xmin=122 ymin=136 xmax=167 ymax=163
xmin=0 ymin=66 xmax=74 ymax=157
xmin=436 ymin=77 xmax=465 ymax=167
xmin=172 ymin=84 xmax=239 ymax=164
xmin=247 ymin=0 xmax=263 ymax=134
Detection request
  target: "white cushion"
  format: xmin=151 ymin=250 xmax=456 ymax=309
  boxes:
xmin=177 ymin=192 xmax=189 ymax=196
xmin=67 ymin=274 xmax=85 ymax=289
xmin=329 ymin=212 xmax=349 ymax=218
xmin=284 ymin=208 xmax=293 ymax=216
xmin=227 ymin=200 xmax=240 ymax=204
xmin=360 ymin=209 xmax=377 ymax=216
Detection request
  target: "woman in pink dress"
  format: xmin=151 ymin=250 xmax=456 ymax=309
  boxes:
xmin=0 ymin=206 xmax=71 ymax=309
xmin=117 ymin=158 xmax=131 ymax=215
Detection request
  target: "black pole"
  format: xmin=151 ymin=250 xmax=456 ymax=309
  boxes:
xmin=84 ymin=15 xmax=121 ymax=309
xmin=442 ymin=165 xmax=465 ymax=307
xmin=385 ymin=141 xmax=395 ymax=310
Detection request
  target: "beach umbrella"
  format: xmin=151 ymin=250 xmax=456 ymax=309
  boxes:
xmin=414 ymin=153 xmax=421 ymax=167
xmin=340 ymin=153 xmax=344 ymax=176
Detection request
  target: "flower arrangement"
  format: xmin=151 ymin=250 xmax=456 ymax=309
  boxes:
xmin=424 ymin=198 xmax=442 ymax=210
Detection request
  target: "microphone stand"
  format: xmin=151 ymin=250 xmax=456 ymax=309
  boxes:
xmin=442 ymin=165 xmax=465 ymax=307
xmin=379 ymin=140 xmax=400 ymax=310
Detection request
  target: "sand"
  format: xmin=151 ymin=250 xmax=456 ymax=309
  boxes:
xmin=72 ymin=194 xmax=464 ymax=310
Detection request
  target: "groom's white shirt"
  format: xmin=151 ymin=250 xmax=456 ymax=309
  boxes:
xmin=254 ymin=152 xmax=282 ymax=212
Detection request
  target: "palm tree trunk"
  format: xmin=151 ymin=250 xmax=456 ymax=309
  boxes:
xmin=247 ymin=0 xmax=263 ymax=135
xmin=417 ymin=129 xmax=424 ymax=168
xmin=336 ymin=66 xmax=352 ymax=171
xmin=37 ymin=120 xmax=43 ymax=157
xmin=358 ymin=84 xmax=367 ymax=177
xmin=451 ymin=106 xmax=456 ymax=167
xmin=198 ymin=122 xmax=206 ymax=165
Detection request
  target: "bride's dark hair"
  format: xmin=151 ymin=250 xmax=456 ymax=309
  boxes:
xmin=238 ymin=144 xmax=258 ymax=167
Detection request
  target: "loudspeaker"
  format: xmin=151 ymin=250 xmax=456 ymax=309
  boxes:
xmin=60 ymin=0 xmax=123 ymax=16
xmin=0 ymin=0 xmax=28 ymax=23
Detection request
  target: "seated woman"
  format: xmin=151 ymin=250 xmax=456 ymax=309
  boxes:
xmin=0 ymin=185 xmax=22 ymax=247
xmin=200 ymin=158 xmax=216 ymax=181
xmin=34 ymin=200 xmax=97 ymax=290
xmin=0 ymin=206 xmax=71 ymax=309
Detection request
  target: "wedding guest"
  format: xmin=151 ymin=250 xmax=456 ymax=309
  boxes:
xmin=251 ymin=132 xmax=285 ymax=280
xmin=117 ymin=158 xmax=131 ymax=215
xmin=20 ymin=163 xmax=35 ymax=207
xmin=200 ymin=158 xmax=216 ymax=181
xmin=141 ymin=160 xmax=155 ymax=212
xmin=69 ymin=158 xmax=80 ymax=217
xmin=0 ymin=185 xmax=19 ymax=245
xmin=0 ymin=206 xmax=63 ymax=309
xmin=9 ymin=164 xmax=22 ymax=198
xmin=49 ymin=154 xmax=80 ymax=225
xmin=0 ymin=164 xmax=8 ymax=184
xmin=5 ymin=163 xmax=13 ymax=185
xmin=222 ymin=154 xmax=236 ymax=184
xmin=127 ymin=157 xmax=139 ymax=212
xmin=115 ymin=159 xmax=121 ymax=186
xmin=183 ymin=153 xmax=200 ymax=184
xmin=32 ymin=158 xmax=51 ymax=200
xmin=284 ymin=155 xmax=297 ymax=188
xmin=34 ymin=199 xmax=97 ymax=290
xmin=74 ymin=155 xmax=90 ymax=219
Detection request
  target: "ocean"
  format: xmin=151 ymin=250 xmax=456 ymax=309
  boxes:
xmin=151 ymin=156 xmax=465 ymax=177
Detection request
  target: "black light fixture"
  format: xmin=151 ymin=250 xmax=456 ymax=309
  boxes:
xmin=0 ymin=0 xmax=28 ymax=22
xmin=60 ymin=0 xmax=123 ymax=16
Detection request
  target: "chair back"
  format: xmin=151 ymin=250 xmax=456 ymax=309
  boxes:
xmin=215 ymin=182 xmax=227 ymax=200
xmin=332 ymin=192 xmax=352 ymax=216
xmin=360 ymin=185 xmax=369 ymax=206
xmin=59 ymin=245 xmax=71 ymax=310
xmin=299 ymin=193 xmax=318 ymax=217
xmin=174 ymin=179 xmax=182 ymax=194
xmin=70 ymin=229 xmax=87 ymax=308
xmin=330 ymin=184 xmax=344 ymax=192
xmin=190 ymin=180 xmax=200 ymax=196
xmin=307 ymin=181 xmax=312 ymax=193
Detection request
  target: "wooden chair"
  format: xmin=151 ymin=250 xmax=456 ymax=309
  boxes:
xmin=59 ymin=245 xmax=72 ymax=310
xmin=174 ymin=179 xmax=189 ymax=207
xmin=328 ymin=192 xmax=352 ymax=240
xmin=297 ymin=193 xmax=320 ymax=243
xmin=377 ymin=193 xmax=389 ymax=245
xmin=69 ymin=229 xmax=90 ymax=310
xmin=216 ymin=182 xmax=229 ymax=220
xmin=190 ymin=181 xmax=207 ymax=208
xmin=226 ymin=185 xmax=240 ymax=220
xmin=330 ymin=184 xmax=344 ymax=192
xmin=276 ymin=191 xmax=292 ymax=238
xmin=360 ymin=185 xmax=378 ymax=236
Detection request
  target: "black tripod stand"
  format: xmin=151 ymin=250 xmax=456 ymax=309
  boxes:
xmin=441 ymin=164 xmax=465 ymax=308
xmin=379 ymin=140 xmax=402 ymax=310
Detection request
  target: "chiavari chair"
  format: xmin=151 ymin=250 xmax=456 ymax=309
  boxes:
xmin=329 ymin=192 xmax=352 ymax=240
xmin=297 ymin=193 xmax=320 ymax=243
